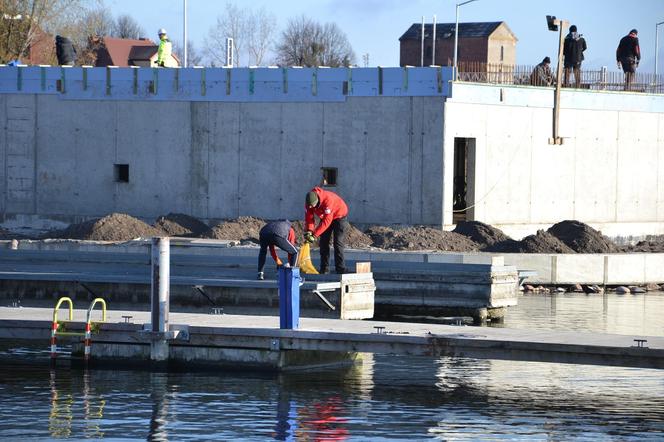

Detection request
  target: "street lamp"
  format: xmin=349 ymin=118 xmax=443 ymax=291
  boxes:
xmin=454 ymin=0 xmax=479 ymax=80
xmin=183 ymin=0 xmax=188 ymax=67
xmin=546 ymin=15 xmax=568 ymax=145
xmin=656 ymin=20 xmax=664 ymax=79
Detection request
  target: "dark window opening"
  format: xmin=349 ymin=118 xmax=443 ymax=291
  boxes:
xmin=114 ymin=164 xmax=129 ymax=182
xmin=500 ymin=46 xmax=504 ymax=62
xmin=321 ymin=167 xmax=337 ymax=186
xmin=453 ymin=138 xmax=476 ymax=223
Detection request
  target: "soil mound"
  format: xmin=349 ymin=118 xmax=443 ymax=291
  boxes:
xmin=547 ymin=220 xmax=618 ymax=253
xmin=47 ymin=213 xmax=162 ymax=241
xmin=453 ymin=221 xmax=510 ymax=247
xmin=366 ymin=225 xmax=478 ymax=251
xmin=622 ymin=235 xmax=664 ymax=253
xmin=206 ymin=217 xmax=372 ymax=248
xmin=516 ymin=230 xmax=575 ymax=253
xmin=207 ymin=216 xmax=265 ymax=243
xmin=154 ymin=213 xmax=212 ymax=237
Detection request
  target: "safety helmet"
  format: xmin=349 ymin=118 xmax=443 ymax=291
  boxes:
xmin=306 ymin=191 xmax=319 ymax=208
xmin=158 ymin=28 xmax=167 ymax=36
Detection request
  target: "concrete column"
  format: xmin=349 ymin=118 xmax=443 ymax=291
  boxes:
xmin=150 ymin=237 xmax=170 ymax=361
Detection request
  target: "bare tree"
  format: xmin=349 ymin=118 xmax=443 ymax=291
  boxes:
xmin=204 ymin=2 xmax=276 ymax=67
xmin=246 ymin=6 xmax=275 ymax=66
xmin=276 ymin=16 xmax=355 ymax=67
xmin=64 ymin=4 xmax=113 ymax=50
xmin=173 ymin=40 xmax=203 ymax=67
xmin=0 ymin=0 xmax=89 ymax=63
xmin=113 ymin=14 xmax=144 ymax=39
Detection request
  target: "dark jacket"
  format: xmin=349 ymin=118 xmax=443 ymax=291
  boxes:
xmin=563 ymin=32 xmax=587 ymax=67
xmin=259 ymin=220 xmax=296 ymax=263
xmin=616 ymin=33 xmax=640 ymax=63
xmin=55 ymin=35 xmax=76 ymax=66
xmin=260 ymin=220 xmax=293 ymax=241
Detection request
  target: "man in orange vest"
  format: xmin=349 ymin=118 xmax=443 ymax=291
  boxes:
xmin=304 ymin=187 xmax=349 ymax=274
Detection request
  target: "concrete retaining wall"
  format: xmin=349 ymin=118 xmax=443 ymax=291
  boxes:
xmin=0 ymin=93 xmax=444 ymax=229
xmin=443 ymin=82 xmax=664 ymax=239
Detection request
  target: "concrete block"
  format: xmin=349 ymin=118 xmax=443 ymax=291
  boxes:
xmin=556 ymin=254 xmax=605 ymax=284
xmin=606 ymin=255 xmax=647 ymax=285
xmin=502 ymin=254 xmax=552 ymax=284
xmin=644 ymin=254 xmax=664 ymax=282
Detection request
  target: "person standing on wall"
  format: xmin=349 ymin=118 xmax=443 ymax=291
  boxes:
xmin=304 ymin=187 xmax=349 ymax=274
xmin=563 ymin=25 xmax=587 ymax=88
xmin=257 ymin=220 xmax=298 ymax=280
xmin=156 ymin=28 xmax=172 ymax=67
xmin=616 ymin=29 xmax=641 ymax=91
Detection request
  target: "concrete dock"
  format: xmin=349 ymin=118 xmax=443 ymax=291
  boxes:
xmin=0 ymin=306 xmax=662 ymax=370
xmin=0 ymin=241 xmax=520 ymax=321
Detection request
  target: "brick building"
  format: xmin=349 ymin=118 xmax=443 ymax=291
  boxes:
xmin=399 ymin=21 xmax=517 ymax=69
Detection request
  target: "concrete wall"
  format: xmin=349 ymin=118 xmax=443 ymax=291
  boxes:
xmin=443 ymin=82 xmax=664 ymax=239
xmin=0 ymin=93 xmax=444 ymax=227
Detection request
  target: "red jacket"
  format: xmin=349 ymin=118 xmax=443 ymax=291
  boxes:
xmin=305 ymin=187 xmax=348 ymax=237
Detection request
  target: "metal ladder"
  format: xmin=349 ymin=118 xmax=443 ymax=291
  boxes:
xmin=50 ymin=297 xmax=107 ymax=362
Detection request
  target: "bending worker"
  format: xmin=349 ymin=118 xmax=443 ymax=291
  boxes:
xmin=304 ymin=187 xmax=349 ymax=274
xmin=257 ymin=220 xmax=298 ymax=280
xmin=156 ymin=28 xmax=172 ymax=67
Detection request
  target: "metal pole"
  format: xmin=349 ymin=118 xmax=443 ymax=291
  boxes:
xmin=420 ymin=16 xmax=425 ymax=67
xmin=454 ymin=1 xmax=479 ymax=80
xmin=656 ymin=21 xmax=664 ymax=79
xmin=432 ymin=14 xmax=437 ymax=65
xmin=183 ymin=0 xmax=188 ymax=67
xmin=151 ymin=237 xmax=170 ymax=334
xmin=454 ymin=6 xmax=459 ymax=78
xmin=552 ymin=20 xmax=567 ymax=145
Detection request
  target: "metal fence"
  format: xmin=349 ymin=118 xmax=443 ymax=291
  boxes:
xmin=455 ymin=62 xmax=664 ymax=94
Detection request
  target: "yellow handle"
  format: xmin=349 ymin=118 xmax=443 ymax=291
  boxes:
xmin=53 ymin=297 xmax=73 ymax=323
xmin=86 ymin=298 xmax=107 ymax=324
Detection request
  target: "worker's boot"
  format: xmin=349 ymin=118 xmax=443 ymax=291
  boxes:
xmin=257 ymin=272 xmax=264 ymax=280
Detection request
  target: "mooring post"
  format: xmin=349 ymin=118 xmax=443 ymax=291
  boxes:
xmin=150 ymin=237 xmax=170 ymax=361
xmin=278 ymin=267 xmax=300 ymax=329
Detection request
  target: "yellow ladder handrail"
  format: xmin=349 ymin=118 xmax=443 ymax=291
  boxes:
xmin=53 ymin=297 xmax=73 ymax=324
xmin=86 ymin=298 xmax=106 ymax=324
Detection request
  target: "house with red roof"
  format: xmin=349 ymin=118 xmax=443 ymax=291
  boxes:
xmin=93 ymin=37 xmax=180 ymax=67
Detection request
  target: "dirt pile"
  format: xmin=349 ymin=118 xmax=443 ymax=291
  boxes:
xmin=366 ymin=225 xmax=479 ymax=251
xmin=514 ymin=230 xmax=575 ymax=253
xmin=622 ymin=235 xmax=664 ymax=253
xmin=46 ymin=213 xmax=162 ymax=241
xmin=547 ymin=220 xmax=618 ymax=253
xmin=453 ymin=221 xmax=510 ymax=248
xmin=154 ymin=213 xmax=212 ymax=237
xmin=207 ymin=216 xmax=265 ymax=243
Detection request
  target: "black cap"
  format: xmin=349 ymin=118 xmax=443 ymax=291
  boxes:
xmin=569 ymin=25 xmax=577 ymax=32
xmin=543 ymin=56 xmax=551 ymax=64
xmin=630 ymin=29 xmax=638 ymax=34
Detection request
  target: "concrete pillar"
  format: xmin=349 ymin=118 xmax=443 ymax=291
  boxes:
xmin=150 ymin=237 xmax=170 ymax=361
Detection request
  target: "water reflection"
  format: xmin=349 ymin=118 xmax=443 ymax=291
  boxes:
xmin=148 ymin=373 xmax=170 ymax=442
xmin=48 ymin=369 xmax=106 ymax=439
xmin=1 ymin=292 xmax=663 ymax=439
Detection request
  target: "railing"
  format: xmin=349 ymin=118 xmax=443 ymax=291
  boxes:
xmin=455 ymin=62 xmax=664 ymax=94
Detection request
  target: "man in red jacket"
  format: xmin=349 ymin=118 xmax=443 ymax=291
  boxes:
xmin=304 ymin=187 xmax=349 ymax=274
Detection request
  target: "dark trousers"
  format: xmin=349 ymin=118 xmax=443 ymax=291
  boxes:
xmin=258 ymin=233 xmax=297 ymax=273
xmin=319 ymin=217 xmax=348 ymax=273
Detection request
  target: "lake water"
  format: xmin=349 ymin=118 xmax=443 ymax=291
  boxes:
xmin=0 ymin=292 xmax=663 ymax=440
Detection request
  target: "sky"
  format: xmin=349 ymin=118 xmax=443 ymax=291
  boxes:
xmin=105 ymin=0 xmax=664 ymax=71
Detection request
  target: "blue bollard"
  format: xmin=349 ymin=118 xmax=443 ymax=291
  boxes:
xmin=278 ymin=267 xmax=300 ymax=329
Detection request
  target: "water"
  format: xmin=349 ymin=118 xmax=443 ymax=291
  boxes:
xmin=1 ymin=292 xmax=663 ymax=440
